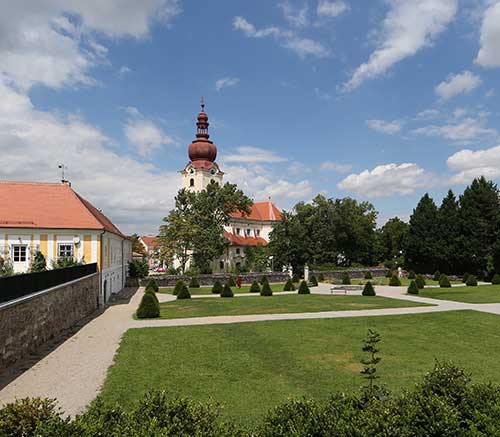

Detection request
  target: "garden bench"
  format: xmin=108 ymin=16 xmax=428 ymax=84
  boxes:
xmin=330 ymin=285 xmax=364 ymax=295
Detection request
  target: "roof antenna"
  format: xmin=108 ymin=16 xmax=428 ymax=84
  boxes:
xmin=58 ymin=164 xmax=71 ymax=186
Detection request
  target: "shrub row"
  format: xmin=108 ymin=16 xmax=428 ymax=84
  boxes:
xmin=5 ymin=362 xmax=500 ymax=436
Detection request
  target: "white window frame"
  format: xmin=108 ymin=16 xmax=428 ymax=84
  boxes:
xmin=57 ymin=243 xmax=74 ymax=260
xmin=12 ymin=245 xmax=27 ymax=262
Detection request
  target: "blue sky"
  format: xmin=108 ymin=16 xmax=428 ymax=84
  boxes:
xmin=1 ymin=0 xmax=500 ymax=234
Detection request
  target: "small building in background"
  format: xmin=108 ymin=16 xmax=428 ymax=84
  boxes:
xmin=139 ymin=235 xmax=162 ymax=271
xmin=0 ymin=181 xmax=132 ymax=302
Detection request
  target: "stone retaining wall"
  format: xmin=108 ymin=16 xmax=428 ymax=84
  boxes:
xmin=0 ymin=273 xmax=99 ymax=374
xmin=143 ymin=272 xmax=290 ymax=287
xmin=311 ymin=268 xmax=389 ymax=280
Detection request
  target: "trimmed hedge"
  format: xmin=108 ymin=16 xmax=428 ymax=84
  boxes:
xmin=137 ymin=292 xmax=160 ymax=318
xmin=221 ymin=284 xmax=234 ymax=298
xmin=439 ymin=274 xmax=451 ymax=288
xmin=177 ymin=285 xmax=191 ymax=300
xmin=362 ymin=281 xmax=375 ymax=296
xmin=145 ymin=279 xmax=159 ymax=293
xmin=173 ymin=280 xmax=185 ymax=296
xmin=341 ymin=272 xmax=351 ymax=285
xmin=364 ymin=271 xmax=373 ymax=280
xmin=189 ymin=277 xmax=200 ymax=288
xmin=466 ymin=275 xmax=478 ymax=287
xmin=462 ymin=272 xmax=470 ymax=283
xmin=298 ymin=280 xmax=310 ymax=295
xmin=416 ymin=274 xmax=426 ymax=289
xmin=309 ymin=275 xmax=318 ymax=287
xmin=260 ymin=280 xmax=273 ymax=296
xmin=250 ymin=280 xmax=261 ymax=293
xmin=389 ymin=275 xmax=401 ymax=286
xmin=407 ymin=280 xmax=419 ymax=295
xmin=211 ymin=280 xmax=223 ymax=294
xmin=492 ymin=274 xmax=500 ymax=285
xmin=433 ymin=270 xmax=441 ymax=281
xmin=283 ymin=278 xmax=295 ymax=291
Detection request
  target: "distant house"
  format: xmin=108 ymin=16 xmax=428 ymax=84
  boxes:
xmin=139 ymin=236 xmax=162 ymax=270
xmin=0 ymin=181 xmax=132 ymax=302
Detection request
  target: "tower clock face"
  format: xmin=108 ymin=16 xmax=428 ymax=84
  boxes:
xmin=210 ymin=168 xmax=216 ymax=175
xmin=189 ymin=168 xmax=194 ymax=174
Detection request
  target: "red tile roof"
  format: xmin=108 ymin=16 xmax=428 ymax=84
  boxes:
xmin=224 ymin=231 xmax=268 ymax=247
xmin=230 ymin=200 xmax=282 ymax=222
xmin=141 ymin=236 xmax=159 ymax=248
xmin=0 ymin=181 xmax=126 ymax=237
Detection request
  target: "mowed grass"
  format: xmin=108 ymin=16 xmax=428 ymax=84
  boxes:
xmin=159 ymin=282 xmax=288 ymax=295
xmin=100 ymin=310 xmax=500 ymax=426
xmin=420 ymin=284 xmax=500 ymax=303
xmin=158 ymin=294 xmax=429 ymax=319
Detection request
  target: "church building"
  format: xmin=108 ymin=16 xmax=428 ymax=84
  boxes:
xmin=180 ymin=100 xmax=282 ymax=272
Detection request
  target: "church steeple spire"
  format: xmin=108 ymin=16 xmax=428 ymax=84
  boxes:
xmin=196 ymin=97 xmax=210 ymax=141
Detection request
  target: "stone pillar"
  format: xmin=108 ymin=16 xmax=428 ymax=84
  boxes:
xmin=304 ymin=264 xmax=309 ymax=282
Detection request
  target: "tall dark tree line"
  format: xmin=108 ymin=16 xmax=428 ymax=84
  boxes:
xmin=406 ymin=177 xmax=500 ymax=276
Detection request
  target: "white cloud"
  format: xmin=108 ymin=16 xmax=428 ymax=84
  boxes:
xmin=340 ymin=0 xmax=457 ymax=92
xmin=223 ymin=146 xmax=288 ymax=164
xmin=366 ymin=119 xmax=402 ymax=134
xmin=0 ymin=81 xmax=178 ymax=234
xmin=0 ymin=1 xmax=181 ymax=90
xmin=224 ymin=164 xmax=313 ymax=204
xmin=415 ymin=109 xmax=441 ymax=120
xmin=215 ymin=77 xmax=240 ymax=92
xmin=279 ymin=2 xmax=309 ymax=28
xmin=232 ymin=16 xmax=329 ymax=58
xmin=434 ymin=70 xmax=482 ymax=100
xmin=447 ymin=145 xmax=500 ymax=184
xmin=124 ymin=112 xmax=175 ymax=157
xmin=475 ymin=2 xmax=500 ymax=67
xmin=317 ymin=1 xmax=349 ymax=18
xmin=338 ymin=163 xmax=434 ymax=197
xmin=412 ymin=117 xmax=498 ymax=142
xmin=313 ymin=87 xmax=333 ymax=100
xmin=319 ymin=162 xmax=352 ymax=173
xmin=118 ymin=66 xmax=132 ymax=77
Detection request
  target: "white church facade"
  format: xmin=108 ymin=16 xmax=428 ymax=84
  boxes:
xmin=178 ymin=100 xmax=282 ymax=272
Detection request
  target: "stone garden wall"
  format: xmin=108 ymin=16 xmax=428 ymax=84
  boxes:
xmin=0 ymin=273 xmax=99 ymax=374
xmin=311 ymin=268 xmax=388 ymax=281
xmin=142 ymin=272 xmax=290 ymax=287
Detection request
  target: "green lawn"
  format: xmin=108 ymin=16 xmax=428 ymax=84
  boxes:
xmin=159 ymin=283 xmax=288 ymax=295
xmin=157 ymin=294 xmax=429 ymax=319
xmin=420 ymin=284 xmax=500 ymax=303
xmin=100 ymin=310 xmax=500 ymax=426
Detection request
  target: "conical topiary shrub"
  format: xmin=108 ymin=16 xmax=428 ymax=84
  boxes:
xmin=146 ymin=279 xmax=159 ymax=293
xmin=318 ymin=273 xmax=325 ymax=282
xmin=189 ymin=277 xmax=200 ymax=288
xmin=466 ymin=275 xmax=478 ymax=287
xmin=298 ymin=280 xmax=310 ymax=294
xmin=407 ymin=280 xmax=419 ymax=295
xmin=362 ymin=281 xmax=376 ymax=296
xmin=292 ymin=273 xmax=300 ymax=283
xmin=492 ymin=274 xmax=500 ymax=285
xmin=415 ymin=274 xmax=426 ymax=289
xmin=364 ymin=271 xmax=373 ymax=280
xmin=462 ymin=273 xmax=470 ymax=283
xmin=211 ymin=280 xmax=223 ymax=294
xmin=177 ymin=284 xmax=191 ymax=299
xmin=310 ymin=275 xmax=318 ymax=287
xmin=389 ymin=275 xmax=401 ymax=286
xmin=408 ymin=270 xmax=416 ymax=280
xmin=260 ymin=275 xmax=269 ymax=285
xmin=433 ymin=271 xmax=441 ymax=281
xmin=227 ymin=276 xmax=236 ymax=287
xmin=439 ymin=274 xmax=451 ymax=288
xmin=283 ymin=278 xmax=295 ymax=291
xmin=137 ymin=293 xmax=160 ymax=318
xmin=342 ymin=272 xmax=351 ymax=285
xmin=260 ymin=280 xmax=273 ymax=296
xmin=221 ymin=284 xmax=234 ymax=298
xmin=173 ymin=280 xmax=184 ymax=296
xmin=250 ymin=280 xmax=261 ymax=293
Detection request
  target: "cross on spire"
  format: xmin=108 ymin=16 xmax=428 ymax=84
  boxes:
xmin=201 ymin=96 xmax=205 ymax=112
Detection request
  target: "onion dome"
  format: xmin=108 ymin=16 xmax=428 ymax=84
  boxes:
xmin=188 ymin=97 xmax=217 ymax=162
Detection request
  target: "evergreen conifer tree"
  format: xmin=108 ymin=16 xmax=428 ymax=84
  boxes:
xmin=407 ymin=280 xmax=419 ymax=294
xmin=298 ymin=280 xmax=310 ymax=294
xmin=173 ymin=280 xmax=184 ymax=295
xmin=221 ymin=284 xmax=234 ymax=297
xmin=260 ymin=280 xmax=273 ymax=296
xmin=342 ymin=272 xmax=351 ymax=285
xmin=211 ymin=280 xmax=223 ymax=294
xmin=137 ymin=293 xmax=160 ymax=318
xmin=177 ymin=285 xmax=191 ymax=299
xmin=362 ymin=281 xmax=376 ymax=296
xmin=283 ymin=278 xmax=295 ymax=291
xmin=250 ymin=280 xmax=261 ymax=293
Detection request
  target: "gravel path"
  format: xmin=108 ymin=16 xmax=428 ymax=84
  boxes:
xmin=1 ymin=282 xmax=499 ymax=417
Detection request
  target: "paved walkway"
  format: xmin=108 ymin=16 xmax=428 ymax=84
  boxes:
xmin=1 ymin=282 xmax=500 ymax=417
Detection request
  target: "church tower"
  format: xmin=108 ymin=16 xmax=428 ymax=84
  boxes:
xmin=181 ymin=98 xmax=224 ymax=192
